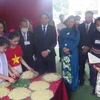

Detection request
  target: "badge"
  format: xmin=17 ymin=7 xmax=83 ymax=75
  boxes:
xmin=24 ymin=41 xmax=30 ymax=45
xmin=67 ymin=32 xmax=70 ymax=35
xmin=95 ymin=40 xmax=100 ymax=44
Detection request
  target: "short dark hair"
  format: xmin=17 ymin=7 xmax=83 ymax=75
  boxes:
xmin=40 ymin=12 xmax=50 ymax=18
xmin=59 ymin=14 xmax=64 ymax=19
xmin=0 ymin=37 xmax=10 ymax=47
xmin=0 ymin=19 xmax=7 ymax=33
xmin=9 ymin=31 xmax=20 ymax=40
xmin=20 ymin=18 xmax=28 ymax=24
xmin=95 ymin=17 xmax=100 ymax=24
xmin=85 ymin=11 xmax=93 ymax=16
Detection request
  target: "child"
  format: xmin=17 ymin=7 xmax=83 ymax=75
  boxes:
xmin=90 ymin=17 xmax=100 ymax=96
xmin=6 ymin=31 xmax=34 ymax=77
xmin=0 ymin=37 xmax=15 ymax=83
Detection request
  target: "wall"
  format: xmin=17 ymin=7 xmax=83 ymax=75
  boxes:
xmin=0 ymin=0 xmax=52 ymax=32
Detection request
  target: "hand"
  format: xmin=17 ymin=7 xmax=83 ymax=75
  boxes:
xmin=13 ymin=69 xmax=20 ymax=77
xmin=8 ymin=77 xmax=16 ymax=83
xmin=9 ymin=73 xmax=16 ymax=79
xmin=82 ymin=46 xmax=89 ymax=54
xmin=63 ymin=47 xmax=70 ymax=54
xmin=41 ymin=50 xmax=49 ymax=58
xmin=93 ymin=65 xmax=100 ymax=72
xmin=27 ymin=67 xmax=34 ymax=72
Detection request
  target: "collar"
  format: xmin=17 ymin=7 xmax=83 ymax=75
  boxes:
xmin=41 ymin=24 xmax=48 ymax=28
xmin=85 ymin=22 xmax=91 ymax=26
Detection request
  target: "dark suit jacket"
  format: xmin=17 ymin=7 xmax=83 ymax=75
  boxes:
xmin=18 ymin=30 xmax=35 ymax=57
xmin=78 ymin=22 xmax=96 ymax=49
xmin=78 ymin=22 xmax=96 ymax=60
xmin=34 ymin=25 xmax=57 ymax=59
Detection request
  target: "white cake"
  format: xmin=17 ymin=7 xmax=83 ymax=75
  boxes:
xmin=20 ymin=71 xmax=38 ymax=79
xmin=0 ymin=87 xmax=10 ymax=98
xmin=29 ymin=81 xmax=50 ymax=91
xmin=42 ymin=73 xmax=61 ymax=82
xmin=8 ymin=87 xmax=31 ymax=100
xmin=31 ymin=90 xmax=54 ymax=100
xmin=0 ymin=82 xmax=10 ymax=88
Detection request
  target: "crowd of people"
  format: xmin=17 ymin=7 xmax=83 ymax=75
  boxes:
xmin=0 ymin=11 xmax=100 ymax=97
xmin=58 ymin=11 xmax=100 ymax=97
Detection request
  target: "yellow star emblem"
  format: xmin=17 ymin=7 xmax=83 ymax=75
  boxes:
xmin=12 ymin=54 xmax=20 ymax=64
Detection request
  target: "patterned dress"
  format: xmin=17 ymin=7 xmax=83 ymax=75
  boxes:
xmin=58 ymin=28 xmax=80 ymax=90
xmin=96 ymin=72 xmax=100 ymax=97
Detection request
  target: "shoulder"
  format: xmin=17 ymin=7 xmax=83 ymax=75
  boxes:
xmin=78 ymin=22 xmax=85 ymax=28
xmin=48 ymin=25 xmax=54 ymax=28
xmin=59 ymin=28 xmax=67 ymax=36
xmin=91 ymin=23 xmax=96 ymax=28
xmin=5 ymin=47 xmax=12 ymax=55
xmin=92 ymin=29 xmax=98 ymax=34
xmin=0 ymin=53 xmax=7 ymax=59
xmin=34 ymin=25 xmax=41 ymax=30
xmin=60 ymin=28 xmax=67 ymax=32
xmin=1 ymin=53 xmax=6 ymax=56
xmin=28 ymin=30 xmax=33 ymax=34
xmin=17 ymin=30 xmax=21 ymax=33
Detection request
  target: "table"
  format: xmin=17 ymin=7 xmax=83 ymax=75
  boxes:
xmin=0 ymin=76 xmax=68 ymax=100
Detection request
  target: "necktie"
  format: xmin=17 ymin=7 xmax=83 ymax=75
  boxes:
xmin=23 ymin=32 xmax=27 ymax=41
xmin=86 ymin=24 xmax=89 ymax=34
xmin=43 ymin=26 xmax=46 ymax=36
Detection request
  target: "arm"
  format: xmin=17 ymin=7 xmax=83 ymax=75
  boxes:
xmin=93 ymin=65 xmax=100 ymax=72
xmin=78 ymin=25 xmax=84 ymax=49
xmin=8 ymin=68 xmax=16 ymax=79
xmin=8 ymin=64 xmax=20 ymax=77
xmin=34 ymin=27 xmax=44 ymax=53
xmin=0 ymin=74 xmax=15 ymax=83
xmin=48 ymin=27 xmax=57 ymax=51
xmin=88 ymin=31 xmax=95 ymax=49
xmin=58 ymin=29 xmax=67 ymax=49
xmin=20 ymin=57 xmax=34 ymax=71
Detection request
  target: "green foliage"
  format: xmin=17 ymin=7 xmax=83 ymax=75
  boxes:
xmin=53 ymin=0 xmax=69 ymax=12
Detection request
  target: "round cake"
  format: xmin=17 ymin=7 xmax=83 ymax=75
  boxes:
xmin=8 ymin=87 xmax=31 ymax=100
xmin=20 ymin=71 xmax=39 ymax=79
xmin=0 ymin=87 xmax=10 ymax=98
xmin=0 ymin=82 xmax=10 ymax=88
xmin=31 ymin=90 xmax=54 ymax=100
xmin=11 ymin=79 xmax=30 ymax=88
xmin=29 ymin=81 xmax=50 ymax=91
xmin=42 ymin=73 xmax=61 ymax=82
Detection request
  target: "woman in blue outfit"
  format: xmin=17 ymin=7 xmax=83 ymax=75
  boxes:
xmin=58 ymin=15 xmax=80 ymax=91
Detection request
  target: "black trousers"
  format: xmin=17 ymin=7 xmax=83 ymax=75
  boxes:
xmin=36 ymin=57 xmax=56 ymax=75
xmin=59 ymin=48 xmax=62 ymax=58
xmin=79 ymin=51 xmax=96 ymax=86
xmin=22 ymin=56 xmax=35 ymax=71
xmin=79 ymin=58 xmax=86 ymax=83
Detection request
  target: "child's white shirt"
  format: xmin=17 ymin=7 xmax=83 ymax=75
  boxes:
xmin=0 ymin=53 xmax=8 ymax=83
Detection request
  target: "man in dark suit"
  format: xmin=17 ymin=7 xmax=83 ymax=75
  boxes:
xmin=78 ymin=11 xmax=96 ymax=86
xmin=34 ymin=13 xmax=57 ymax=75
xmin=18 ymin=18 xmax=35 ymax=71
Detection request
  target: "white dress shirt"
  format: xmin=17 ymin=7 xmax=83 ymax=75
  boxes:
xmin=57 ymin=22 xmax=66 ymax=30
xmin=21 ymin=31 xmax=28 ymax=41
xmin=85 ymin=23 xmax=91 ymax=33
xmin=0 ymin=53 xmax=8 ymax=83
xmin=41 ymin=24 xmax=48 ymax=33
